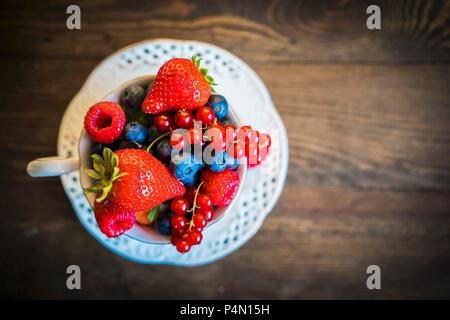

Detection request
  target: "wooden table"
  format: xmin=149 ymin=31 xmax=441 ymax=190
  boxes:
xmin=1 ymin=0 xmax=449 ymax=299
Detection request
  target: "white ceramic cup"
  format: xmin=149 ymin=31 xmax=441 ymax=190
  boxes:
xmin=26 ymin=75 xmax=246 ymax=244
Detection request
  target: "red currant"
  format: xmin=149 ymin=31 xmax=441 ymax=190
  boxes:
xmin=205 ymin=124 xmax=226 ymax=150
xmin=188 ymin=128 xmax=202 ymax=145
xmin=258 ymin=132 xmax=271 ymax=149
xmin=216 ymin=140 xmax=228 ymax=151
xmin=260 ymin=146 xmax=270 ymax=160
xmin=248 ymin=153 xmax=263 ymax=168
xmin=185 ymin=187 xmax=197 ymax=204
xmin=171 ymin=216 xmax=188 ymax=234
xmin=227 ymin=142 xmax=245 ymax=159
xmin=197 ymin=194 xmax=212 ymax=208
xmin=209 ymin=123 xmax=226 ymax=138
xmin=197 ymin=206 xmax=214 ymax=222
xmin=171 ymin=234 xmax=180 ymax=246
xmin=246 ymin=142 xmax=259 ymax=166
xmin=154 ymin=113 xmax=174 ymax=132
xmin=174 ymin=109 xmax=194 ymax=128
xmin=171 ymin=197 xmax=189 ymax=216
xmin=248 ymin=130 xmax=260 ymax=144
xmin=192 ymin=225 xmax=204 ymax=232
xmin=170 ymin=131 xmax=187 ymax=150
xmin=186 ymin=231 xmax=203 ymax=245
xmin=257 ymin=141 xmax=270 ymax=164
xmin=196 ymin=107 xmax=215 ymax=125
xmin=176 ymin=240 xmax=191 ymax=253
xmin=192 ymin=214 xmax=207 ymax=229
xmin=224 ymin=124 xmax=237 ymax=142
xmin=236 ymin=125 xmax=253 ymax=143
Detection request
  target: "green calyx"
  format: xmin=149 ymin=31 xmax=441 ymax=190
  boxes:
xmin=147 ymin=206 xmax=160 ymax=224
xmin=192 ymin=55 xmax=218 ymax=93
xmin=83 ymin=147 xmax=128 ymax=203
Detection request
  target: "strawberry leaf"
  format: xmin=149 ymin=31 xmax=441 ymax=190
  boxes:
xmin=96 ymin=182 xmax=112 ymax=202
xmin=85 ymin=168 xmax=101 ymax=180
xmin=84 ymin=147 xmax=127 ymax=202
xmin=192 ymin=55 xmax=218 ymax=91
xmin=91 ymin=154 xmax=104 ymax=165
xmin=93 ymin=161 xmax=105 ymax=175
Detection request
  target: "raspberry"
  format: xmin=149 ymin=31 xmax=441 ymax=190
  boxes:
xmin=94 ymin=202 xmax=136 ymax=238
xmin=200 ymin=168 xmax=240 ymax=207
xmin=84 ymin=102 xmax=126 ymax=144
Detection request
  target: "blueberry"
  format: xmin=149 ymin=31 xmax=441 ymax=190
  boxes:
xmin=207 ymin=94 xmax=228 ymax=120
xmin=154 ymin=211 xmax=173 ymax=235
xmin=192 ymin=150 xmax=206 ymax=169
xmin=209 ymin=151 xmax=228 ymax=172
xmin=120 ymin=84 xmax=145 ymax=112
xmin=171 ymin=153 xmax=203 ymax=186
xmin=180 ymin=172 xmax=199 ymax=187
xmin=148 ymin=126 xmax=161 ymax=143
xmin=156 ymin=138 xmax=173 ymax=162
xmin=226 ymin=153 xmax=239 ymax=170
xmin=124 ymin=122 xmax=149 ymax=144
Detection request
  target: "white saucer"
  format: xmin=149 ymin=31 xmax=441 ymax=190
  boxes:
xmin=57 ymin=39 xmax=288 ymax=266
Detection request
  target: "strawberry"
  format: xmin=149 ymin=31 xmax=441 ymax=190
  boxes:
xmin=200 ymin=168 xmax=240 ymax=207
xmin=142 ymin=55 xmax=217 ymax=114
xmin=94 ymin=201 xmax=136 ymax=238
xmin=84 ymin=102 xmax=126 ymax=144
xmin=84 ymin=148 xmax=185 ymax=212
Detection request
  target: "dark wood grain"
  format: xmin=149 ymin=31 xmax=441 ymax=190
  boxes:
xmin=0 ymin=0 xmax=449 ymax=299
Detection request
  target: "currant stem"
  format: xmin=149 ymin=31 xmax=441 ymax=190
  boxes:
xmin=188 ymin=181 xmax=204 ymax=231
xmin=146 ymin=131 xmax=171 ymax=153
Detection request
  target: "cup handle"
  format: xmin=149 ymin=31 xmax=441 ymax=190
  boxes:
xmin=26 ymin=156 xmax=79 ymax=177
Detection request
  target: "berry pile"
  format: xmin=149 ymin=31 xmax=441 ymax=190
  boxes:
xmin=82 ymin=55 xmax=272 ymax=254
